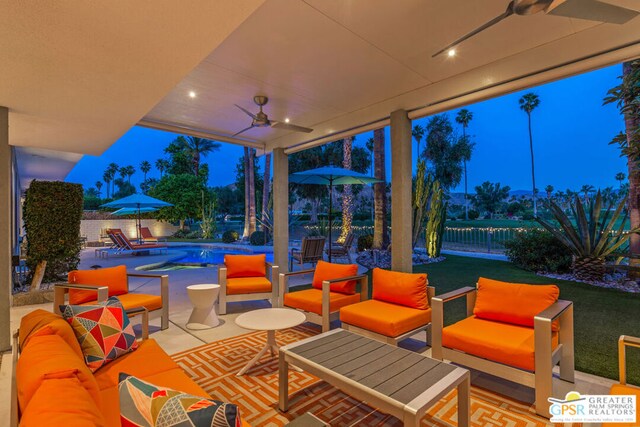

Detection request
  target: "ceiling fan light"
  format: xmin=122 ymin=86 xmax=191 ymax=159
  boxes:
xmin=447 ymin=48 xmax=456 ymax=57
xmin=188 ymin=91 xmax=196 ymax=98
xmin=285 ymin=118 xmax=290 ymax=123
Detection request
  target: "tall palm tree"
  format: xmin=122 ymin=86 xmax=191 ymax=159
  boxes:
xmin=616 ymin=172 xmax=626 ymax=189
xmin=140 ymin=160 xmax=151 ymax=181
xmin=519 ymin=92 xmax=540 ymax=217
xmin=580 ymin=184 xmax=595 ymax=203
xmin=107 ymin=162 xmax=119 ymax=197
xmin=340 ymin=137 xmax=354 ymax=242
xmin=155 ymin=159 xmax=168 ymax=178
xmin=455 ymin=109 xmax=473 ymax=219
xmin=102 ymin=171 xmax=111 ymax=198
xmin=261 ymin=152 xmax=271 ymax=225
xmin=243 ymin=147 xmax=250 ymax=238
xmin=95 ymin=181 xmax=103 ymax=198
xmin=123 ymin=165 xmax=136 ymax=185
xmin=412 ymin=124 xmax=425 ymax=162
xmin=366 ymin=137 xmax=375 ymax=222
xmin=248 ymin=148 xmax=257 ymax=235
xmin=372 ymin=128 xmax=389 ymax=249
xmin=181 ymin=136 xmax=221 ymax=176
xmin=545 ymin=184 xmax=554 ymax=199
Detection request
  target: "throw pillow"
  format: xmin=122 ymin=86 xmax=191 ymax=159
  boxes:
xmin=60 ymin=296 xmax=138 ymax=372
xmin=118 ymin=373 xmax=242 ymax=427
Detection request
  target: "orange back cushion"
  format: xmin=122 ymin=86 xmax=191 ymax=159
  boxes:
xmin=474 ymin=277 xmax=559 ymax=328
xmin=19 ymin=376 xmax=106 ymax=426
xmin=19 ymin=309 xmax=83 ymax=358
xmin=16 ymin=334 xmax=101 ymax=413
xmin=372 ymin=268 xmax=429 ymax=309
xmin=225 ymin=254 xmax=266 ymax=278
xmin=312 ymin=261 xmax=359 ymax=294
xmin=68 ymin=265 xmax=128 ymax=304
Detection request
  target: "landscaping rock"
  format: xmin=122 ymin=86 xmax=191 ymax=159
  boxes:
xmin=539 ymin=272 xmax=640 ymax=293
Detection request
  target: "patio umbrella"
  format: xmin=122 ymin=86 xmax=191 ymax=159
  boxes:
xmin=290 ymin=166 xmax=381 ymax=262
xmin=101 ymin=194 xmax=173 ymax=241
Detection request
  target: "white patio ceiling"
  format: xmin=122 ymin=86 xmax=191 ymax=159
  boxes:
xmin=3 ymin=0 xmax=640 ymax=186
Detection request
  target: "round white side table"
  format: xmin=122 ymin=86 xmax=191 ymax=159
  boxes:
xmin=186 ymin=284 xmax=221 ymax=330
xmin=235 ymin=308 xmax=306 ymax=376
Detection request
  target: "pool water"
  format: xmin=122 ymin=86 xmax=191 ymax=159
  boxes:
xmin=172 ymin=246 xmax=274 ymax=266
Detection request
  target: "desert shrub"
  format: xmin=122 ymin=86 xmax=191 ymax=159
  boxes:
xmin=23 ymin=181 xmax=83 ymax=283
xmin=250 ymin=230 xmax=268 ymax=246
xmin=468 ymin=210 xmax=480 ymax=220
xmin=222 ymin=230 xmax=239 ymax=243
xmin=504 ymin=229 xmax=572 ymax=273
xmin=172 ymin=229 xmax=189 ymax=238
xmin=357 ymin=234 xmax=374 ymax=252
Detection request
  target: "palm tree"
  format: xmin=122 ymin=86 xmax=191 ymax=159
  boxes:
xmin=155 ymin=159 xmax=168 ymax=178
xmin=140 ymin=160 xmax=151 ymax=181
xmin=95 ymin=181 xmax=103 ymax=198
xmin=580 ymin=184 xmax=595 ymax=203
xmin=118 ymin=166 xmax=127 ymax=181
xmin=107 ymin=162 xmax=119 ymax=197
xmin=261 ymin=152 xmax=272 ymax=225
xmin=412 ymin=124 xmax=425 ymax=162
xmin=545 ymin=185 xmax=554 ymax=199
xmin=340 ymin=137 xmax=354 ymax=242
xmin=455 ymin=109 xmax=473 ymax=219
xmin=519 ymin=92 xmax=540 ymax=217
xmin=616 ymin=172 xmax=626 ymax=189
xmin=248 ymin=148 xmax=257 ymax=236
xmin=366 ymin=137 xmax=375 ymax=221
xmin=101 ymin=171 xmax=111 ymax=198
xmin=372 ymin=128 xmax=389 ymax=249
xmin=181 ymin=136 xmax=221 ymax=176
xmin=123 ymin=165 xmax=136 ymax=185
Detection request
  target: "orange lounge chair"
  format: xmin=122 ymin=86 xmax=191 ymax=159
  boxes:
xmin=602 ymin=335 xmax=640 ymax=427
xmin=431 ymin=277 xmax=575 ymax=418
xmin=140 ymin=226 xmax=167 ymax=243
xmin=109 ymin=229 xmax=168 ymax=254
xmin=340 ymin=268 xmax=433 ymax=345
xmin=53 ymin=264 xmax=170 ymax=330
xmin=280 ymin=260 xmax=367 ymax=332
xmin=218 ymin=254 xmax=278 ymax=315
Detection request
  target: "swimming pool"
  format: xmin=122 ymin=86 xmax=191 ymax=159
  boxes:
xmin=170 ymin=246 xmax=274 ymax=266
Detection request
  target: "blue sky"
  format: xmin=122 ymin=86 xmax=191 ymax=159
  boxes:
xmin=66 ymin=64 xmax=626 ymax=194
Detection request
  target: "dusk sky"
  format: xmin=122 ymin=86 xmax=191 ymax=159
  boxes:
xmin=66 ymin=64 xmax=627 ymax=194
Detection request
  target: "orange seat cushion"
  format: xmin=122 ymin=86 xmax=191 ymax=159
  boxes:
xmin=226 ymin=277 xmax=272 ymax=295
xmin=16 ymin=334 xmax=102 ymax=413
xmin=92 ymin=339 xmax=179 ymax=390
xmin=284 ymin=289 xmax=361 ymax=315
xmin=225 ymin=254 xmax=266 ymax=278
xmin=68 ymin=265 xmax=128 ymax=304
xmin=312 ymin=261 xmax=358 ymax=294
xmin=372 ymin=268 xmax=428 ymax=309
xmin=81 ymin=292 xmax=163 ymax=312
xmin=602 ymin=384 xmax=640 ymax=427
xmin=99 ymin=368 xmax=211 ymax=427
xmin=474 ymin=277 xmax=559 ymax=328
xmin=340 ymin=299 xmax=432 ymax=337
xmin=19 ymin=309 xmax=83 ymax=358
xmin=19 ymin=376 xmax=106 ymax=427
xmin=442 ymin=316 xmax=559 ymax=371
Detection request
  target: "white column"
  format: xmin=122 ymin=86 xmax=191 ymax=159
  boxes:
xmin=0 ymin=107 xmax=11 ymax=351
xmin=390 ymin=109 xmax=412 ymax=272
xmin=272 ymin=148 xmax=289 ymax=273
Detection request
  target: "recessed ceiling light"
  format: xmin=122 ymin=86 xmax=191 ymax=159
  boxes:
xmin=447 ymin=49 xmax=456 ymax=57
xmin=284 ymin=118 xmax=290 ymax=123
xmin=188 ymin=91 xmax=196 ymax=98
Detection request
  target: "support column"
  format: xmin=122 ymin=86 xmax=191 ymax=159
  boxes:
xmin=272 ymin=148 xmax=289 ymax=273
xmin=390 ymin=109 xmax=412 ymax=272
xmin=0 ymin=106 xmax=11 ymax=351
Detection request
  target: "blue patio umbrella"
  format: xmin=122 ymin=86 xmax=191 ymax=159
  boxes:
xmin=101 ymin=194 xmax=173 ymax=241
xmin=290 ymin=166 xmax=381 ymax=261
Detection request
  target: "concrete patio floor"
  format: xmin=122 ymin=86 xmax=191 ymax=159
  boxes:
xmin=2 ymin=246 xmax=616 ymax=426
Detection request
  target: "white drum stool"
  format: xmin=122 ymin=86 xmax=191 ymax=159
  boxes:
xmin=186 ymin=284 xmax=220 ymax=330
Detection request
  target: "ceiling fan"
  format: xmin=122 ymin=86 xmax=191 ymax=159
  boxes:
xmin=233 ymin=96 xmax=313 ymax=136
xmin=433 ymin=0 xmax=639 ymax=57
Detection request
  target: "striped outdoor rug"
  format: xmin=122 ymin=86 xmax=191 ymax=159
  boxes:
xmin=171 ymin=326 xmax=552 ymax=426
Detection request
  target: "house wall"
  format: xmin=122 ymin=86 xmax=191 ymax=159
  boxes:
xmin=81 ymin=219 xmax=179 ymax=243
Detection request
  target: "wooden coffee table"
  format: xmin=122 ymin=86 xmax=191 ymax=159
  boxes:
xmin=278 ymin=329 xmax=470 ymax=427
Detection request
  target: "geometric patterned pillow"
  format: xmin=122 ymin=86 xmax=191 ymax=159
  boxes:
xmin=118 ymin=373 xmax=242 ymax=427
xmin=60 ymin=296 xmax=138 ymax=372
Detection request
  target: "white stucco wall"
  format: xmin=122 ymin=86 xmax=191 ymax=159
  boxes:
xmin=80 ymin=219 xmax=179 ymax=242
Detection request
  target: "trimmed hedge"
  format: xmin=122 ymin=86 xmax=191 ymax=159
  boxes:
xmin=357 ymin=234 xmax=374 ymax=252
xmin=222 ymin=230 xmax=239 ymax=243
xmin=249 ymin=230 xmax=268 ymax=246
xmin=504 ymin=229 xmax=572 ymax=273
xmin=23 ymin=181 xmax=84 ymax=282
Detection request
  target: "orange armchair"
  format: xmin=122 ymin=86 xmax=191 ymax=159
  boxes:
xmin=53 ymin=265 xmax=169 ymax=330
xmin=280 ymin=261 xmax=367 ymax=332
xmin=340 ymin=268 xmax=434 ymax=346
xmin=603 ymin=335 xmax=640 ymax=427
xmin=218 ymin=254 xmax=278 ymax=315
xmin=431 ymin=277 xmax=575 ymax=418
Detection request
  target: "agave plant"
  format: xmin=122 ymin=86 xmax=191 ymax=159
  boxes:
xmin=537 ymin=190 xmax=638 ymax=281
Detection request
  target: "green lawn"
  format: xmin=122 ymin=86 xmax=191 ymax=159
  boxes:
xmin=411 ymin=255 xmax=640 ymax=384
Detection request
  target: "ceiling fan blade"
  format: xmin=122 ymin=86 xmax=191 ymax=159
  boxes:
xmin=546 ymin=0 xmax=638 ymax=24
xmin=234 ymin=104 xmax=257 ymax=120
xmin=432 ymin=2 xmax=514 ymax=57
xmin=271 ymin=121 xmax=313 ymax=133
xmin=233 ymin=125 xmax=255 ymax=137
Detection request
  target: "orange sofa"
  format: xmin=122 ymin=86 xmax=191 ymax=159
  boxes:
xmin=12 ymin=309 xmax=250 ymax=427
xmin=431 ymin=277 xmax=575 ymax=418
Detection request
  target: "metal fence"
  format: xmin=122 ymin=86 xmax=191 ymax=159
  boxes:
xmin=442 ymin=227 xmax=531 ymax=253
